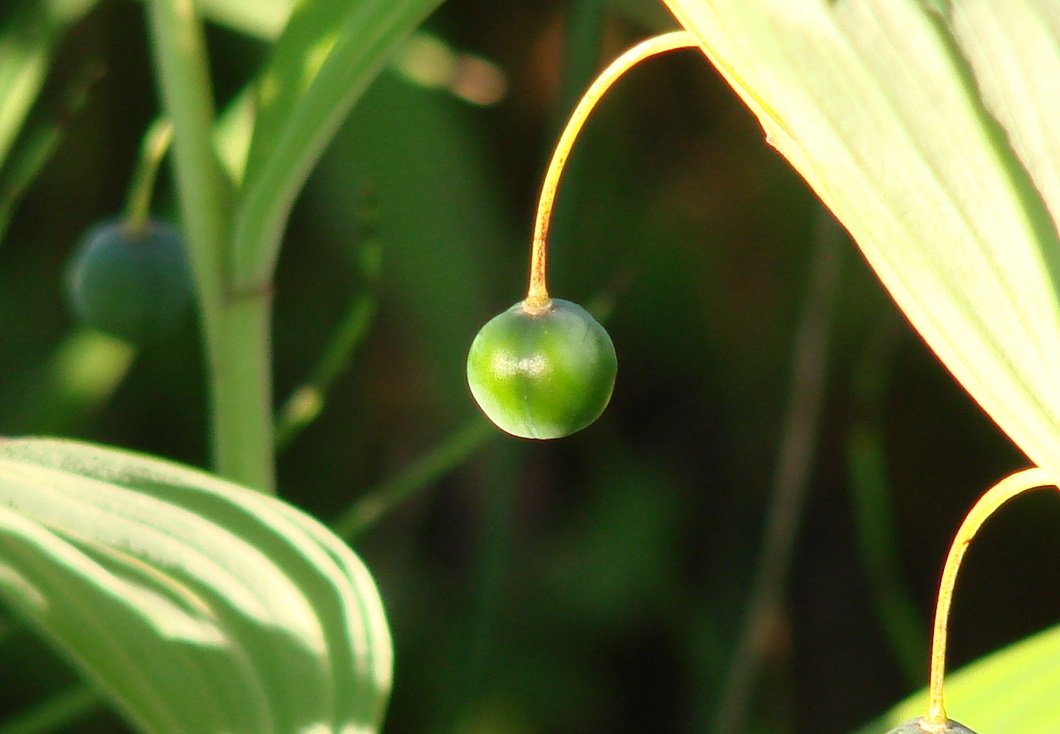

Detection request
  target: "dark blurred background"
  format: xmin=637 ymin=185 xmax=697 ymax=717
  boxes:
xmin=0 ymin=1 xmax=1052 ymax=732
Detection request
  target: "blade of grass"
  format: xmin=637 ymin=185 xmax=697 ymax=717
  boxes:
xmin=275 ymin=188 xmax=382 ymax=450
xmin=0 ymin=686 xmax=101 ymax=734
xmin=847 ymin=315 xmax=928 ymax=687
xmin=0 ymin=330 xmax=134 ymax=435
xmin=711 ymin=208 xmax=844 ymax=734
xmin=442 ymin=440 xmax=521 ymax=732
xmin=333 ymin=418 xmax=496 ymax=542
xmin=0 ymin=59 xmax=102 ymax=246
xmin=0 ymin=0 xmax=97 ymax=173
xmin=543 ymin=0 xmax=608 ymax=288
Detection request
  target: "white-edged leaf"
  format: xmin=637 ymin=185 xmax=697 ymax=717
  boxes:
xmin=663 ymin=0 xmax=1060 ymax=480
xmin=0 ymin=437 xmax=391 ymax=734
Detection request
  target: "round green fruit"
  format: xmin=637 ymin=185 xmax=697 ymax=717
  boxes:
xmin=65 ymin=219 xmax=192 ymax=345
xmin=466 ymin=298 xmax=617 ymax=440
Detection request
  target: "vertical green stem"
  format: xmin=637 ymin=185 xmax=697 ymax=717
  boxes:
xmin=210 ymin=293 xmax=276 ymax=492
xmin=145 ymin=0 xmax=276 ymax=493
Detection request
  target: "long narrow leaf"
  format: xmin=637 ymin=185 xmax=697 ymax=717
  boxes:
xmin=231 ymin=0 xmax=447 ymax=290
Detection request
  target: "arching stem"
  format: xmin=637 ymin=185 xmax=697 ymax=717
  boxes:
xmin=122 ymin=117 xmax=173 ymax=239
xmin=922 ymin=466 xmax=1053 ymax=731
xmin=525 ymin=30 xmax=699 ymax=313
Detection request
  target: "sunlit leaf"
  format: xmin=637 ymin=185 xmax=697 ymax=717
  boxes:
xmin=663 ymin=0 xmax=1060 ymax=480
xmin=0 ymin=438 xmax=391 ymax=734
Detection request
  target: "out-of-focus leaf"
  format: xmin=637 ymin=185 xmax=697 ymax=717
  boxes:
xmin=0 ymin=438 xmax=391 ymax=734
xmin=0 ymin=59 xmax=102 ymax=245
xmin=662 ymin=0 xmax=1060 ymax=481
xmin=855 ymin=623 xmax=1060 ymax=733
xmin=0 ymin=330 xmax=133 ymax=434
xmin=0 ymin=0 xmax=97 ymax=174
xmin=230 ymin=0 xmax=447 ymax=289
xmin=196 ymin=0 xmax=292 ymax=40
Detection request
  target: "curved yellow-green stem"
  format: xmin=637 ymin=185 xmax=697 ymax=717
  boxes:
xmin=122 ymin=117 xmax=173 ymax=238
xmin=923 ymin=466 xmax=1054 ymax=730
xmin=525 ymin=30 xmax=699 ymax=312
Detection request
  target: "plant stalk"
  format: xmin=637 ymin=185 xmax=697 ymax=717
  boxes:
xmin=122 ymin=118 xmax=172 ymax=237
xmin=527 ymin=30 xmax=698 ymax=311
xmin=145 ymin=0 xmax=275 ymax=492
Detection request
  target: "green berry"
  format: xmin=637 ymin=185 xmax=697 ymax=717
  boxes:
xmin=466 ymin=298 xmax=617 ymax=440
xmin=884 ymin=718 xmax=978 ymax=734
xmin=65 ymin=219 xmax=192 ymax=345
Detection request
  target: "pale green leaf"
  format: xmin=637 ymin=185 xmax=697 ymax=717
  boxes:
xmin=230 ymin=0 xmax=447 ymax=290
xmin=0 ymin=438 xmax=391 ymax=734
xmin=663 ymin=0 xmax=1060 ymax=481
xmin=947 ymin=0 xmax=1060 ymax=226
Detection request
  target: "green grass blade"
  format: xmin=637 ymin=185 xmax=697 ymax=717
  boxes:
xmin=0 ymin=685 xmax=101 ymax=734
xmin=0 ymin=438 xmax=392 ymax=734
xmin=275 ymin=192 xmax=382 ymax=450
xmin=230 ymin=0 xmax=447 ymax=291
xmin=0 ymin=60 xmax=101 ymax=246
xmin=848 ymin=318 xmax=928 ymax=686
xmin=0 ymin=0 xmax=97 ymax=176
xmin=333 ymin=417 xmax=495 ymax=542
xmin=664 ymin=0 xmax=1060 ymax=480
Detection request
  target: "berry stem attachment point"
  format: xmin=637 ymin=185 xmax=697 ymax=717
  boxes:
xmin=527 ymin=30 xmax=699 ymax=309
xmin=123 ymin=118 xmax=173 ymax=239
xmin=923 ymin=466 xmax=1054 ymax=728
